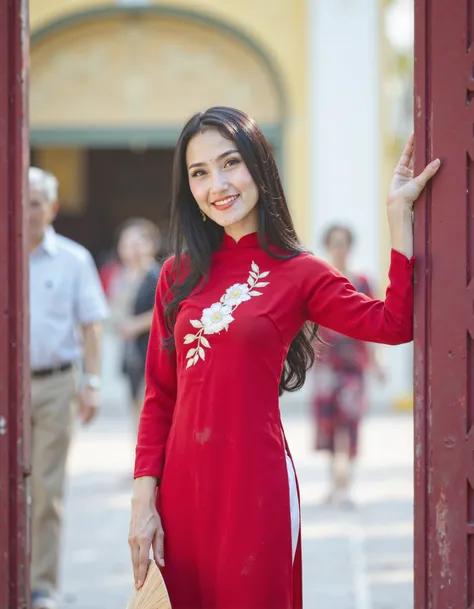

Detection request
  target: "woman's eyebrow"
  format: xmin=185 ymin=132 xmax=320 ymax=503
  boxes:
xmin=188 ymin=149 xmax=240 ymax=170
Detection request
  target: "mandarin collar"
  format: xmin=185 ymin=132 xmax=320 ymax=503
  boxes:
xmin=220 ymin=232 xmax=261 ymax=250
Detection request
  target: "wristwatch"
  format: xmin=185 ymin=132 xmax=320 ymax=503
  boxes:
xmin=83 ymin=374 xmax=101 ymax=390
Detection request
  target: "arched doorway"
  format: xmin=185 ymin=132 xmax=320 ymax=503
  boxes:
xmin=29 ymin=7 xmax=285 ymax=261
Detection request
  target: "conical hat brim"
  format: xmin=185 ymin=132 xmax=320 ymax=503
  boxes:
xmin=126 ymin=559 xmax=172 ymax=609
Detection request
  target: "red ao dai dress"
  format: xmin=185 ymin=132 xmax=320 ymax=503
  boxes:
xmin=135 ymin=232 xmax=414 ymax=609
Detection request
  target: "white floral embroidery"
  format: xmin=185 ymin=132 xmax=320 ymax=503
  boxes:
xmin=201 ymin=302 xmax=234 ymax=334
xmin=223 ymin=283 xmax=251 ymax=307
xmin=184 ymin=261 xmax=270 ymax=368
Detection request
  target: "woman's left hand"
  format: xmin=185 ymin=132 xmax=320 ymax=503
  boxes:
xmin=387 ymin=132 xmax=441 ymax=213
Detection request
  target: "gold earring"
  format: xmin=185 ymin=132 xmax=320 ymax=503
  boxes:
xmin=200 ymin=209 xmax=207 ymax=222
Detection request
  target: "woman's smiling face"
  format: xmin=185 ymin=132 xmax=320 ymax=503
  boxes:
xmin=186 ymin=127 xmax=259 ymax=241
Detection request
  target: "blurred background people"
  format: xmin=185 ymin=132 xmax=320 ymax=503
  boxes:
xmin=97 ymin=248 xmax=122 ymax=300
xmin=312 ymin=224 xmax=385 ymax=508
xmin=29 ymin=167 xmax=108 ymax=609
xmin=107 ymin=218 xmax=162 ymax=433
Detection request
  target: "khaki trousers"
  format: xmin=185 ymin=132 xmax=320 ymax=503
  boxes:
xmin=30 ymin=367 xmax=76 ymax=596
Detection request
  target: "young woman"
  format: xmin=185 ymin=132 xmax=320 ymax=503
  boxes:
xmin=312 ymin=224 xmax=384 ymax=508
xmin=108 ymin=218 xmax=162 ymax=430
xmin=128 ymin=107 xmax=440 ymax=609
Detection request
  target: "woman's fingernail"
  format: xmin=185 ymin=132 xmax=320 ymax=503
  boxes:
xmin=432 ymin=159 xmax=441 ymax=167
xmin=136 ymin=580 xmax=142 ymax=589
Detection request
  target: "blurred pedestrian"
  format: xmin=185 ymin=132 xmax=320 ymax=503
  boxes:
xmin=97 ymin=249 xmax=121 ymax=300
xmin=108 ymin=218 xmax=162 ymax=431
xmin=128 ymin=107 xmax=440 ymax=609
xmin=29 ymin=167 xmax=108 ymax=609
xmin=312 ymin=225 xmax=385 ymax=508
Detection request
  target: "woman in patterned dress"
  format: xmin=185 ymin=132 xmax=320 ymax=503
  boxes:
xmin=312 ymin=225 xmax=385 ymax=507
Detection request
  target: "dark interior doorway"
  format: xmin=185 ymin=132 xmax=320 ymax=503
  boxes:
xmin=49 ymin=147 xmax=174 ymax=263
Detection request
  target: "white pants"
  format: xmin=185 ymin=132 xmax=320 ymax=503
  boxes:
xmin=285 ymin=453 xmax=300 ymax=561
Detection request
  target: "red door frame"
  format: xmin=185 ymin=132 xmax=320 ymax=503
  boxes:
xmin=414 ymin=0 xmax=473 ymax=606
xmin=0 ymin=0 xmax=30 ymax=607
xmin=1 ymin=0 xmax=473 ymax=607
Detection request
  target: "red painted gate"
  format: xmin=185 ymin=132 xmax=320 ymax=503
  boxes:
xmin=1 ymin=0 xmax=474 ymax=607
xmin=414 ymin=0 xmax=474 ymax=606
xmin=0 ymin=0 xmax=30 ymax=607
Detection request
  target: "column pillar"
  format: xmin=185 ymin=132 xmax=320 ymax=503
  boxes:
xmin=0 ymin=0 xmax=30 ymax=606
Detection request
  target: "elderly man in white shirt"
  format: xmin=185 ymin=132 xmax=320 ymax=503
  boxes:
xmin=28 ymin=167 xmax=108 ymax=609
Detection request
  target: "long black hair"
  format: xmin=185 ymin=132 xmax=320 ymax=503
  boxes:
xmin=165 ymin=106 xmax=317 ymax=395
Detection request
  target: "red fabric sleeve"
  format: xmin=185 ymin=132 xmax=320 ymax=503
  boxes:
xmin=357 ymin=275 xmax=374 ymax=299
xmin=302 ymin=249 xmax=414 ymax=345
xmin=134 ymin=257 xmax=177 ymax=481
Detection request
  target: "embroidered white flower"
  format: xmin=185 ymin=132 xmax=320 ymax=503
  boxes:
xmin=184 ymin=261 xmax=270 ymax=368
xmin=201 ymin=302 xmax=234 ymax=334
xmin=222 ymin=283 xmax=251 ymax=307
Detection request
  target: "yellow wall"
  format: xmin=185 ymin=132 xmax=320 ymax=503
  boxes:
xmin=30 ymin=0 xmax=309 ymax=243
xmin=35 ymin=148 xmax=87 ymax=213
xmin=31 ymin=15 xmax=280 ymax=126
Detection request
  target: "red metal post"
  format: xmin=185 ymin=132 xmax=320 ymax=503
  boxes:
xmin=0 ymin=0 xmax=30 ymax=607
xmin=414 ymin=0 xmax=474 ymax=606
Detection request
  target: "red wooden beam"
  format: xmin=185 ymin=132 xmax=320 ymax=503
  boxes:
xmin=0 ymin=0 xmax=30 ymax=607
xmin=413 ymin=1 xmax=429 ymax=606
xmin=414 ymin=0 xmax=472 ymax=606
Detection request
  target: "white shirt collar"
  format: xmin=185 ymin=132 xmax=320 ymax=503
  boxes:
xmin=38 ymin=226 xmax=59 ymax=257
